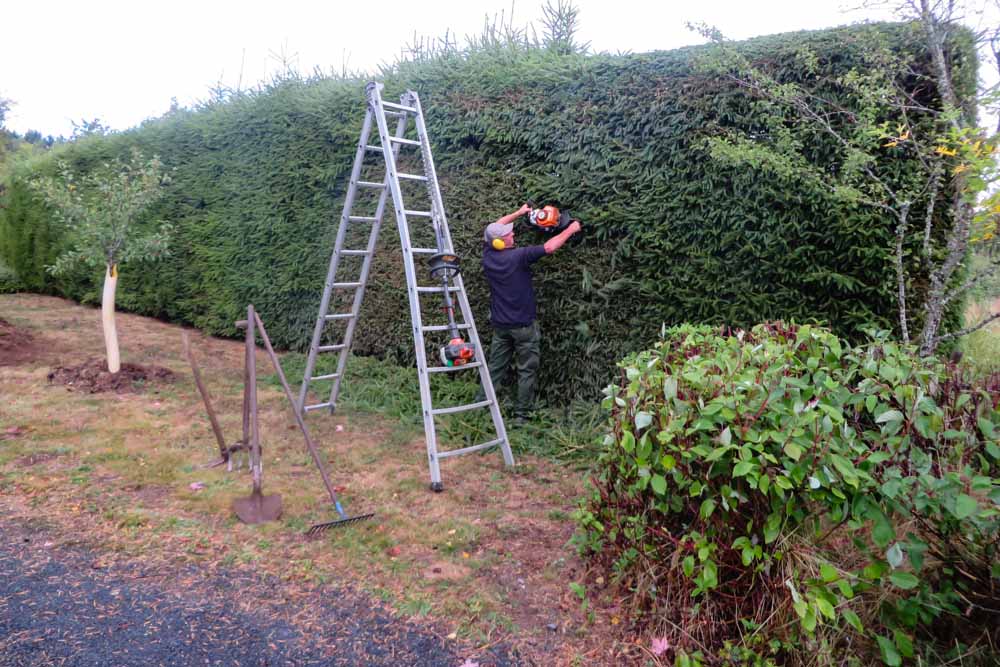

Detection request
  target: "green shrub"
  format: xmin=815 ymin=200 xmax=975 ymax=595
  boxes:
xmin=0 ymin=23 xmax=974 ymax=398
xmin=577 ymin=323 xmax=999 ymax=665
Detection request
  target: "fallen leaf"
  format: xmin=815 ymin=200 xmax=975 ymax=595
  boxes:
xmin=651 ymin=637 xmax=671 ymax=656
xmin=189 ymin=482 xmax=205 ymax=491
xmin=458 ymin=660 xmax=480 ymax=667
xmin=335 ymin=424 xmax=345 ymax=432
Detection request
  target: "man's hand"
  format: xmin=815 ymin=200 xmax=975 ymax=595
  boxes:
xmin=543 ymin=219 xmax=583 ymax=255
xmin=518 ymin=203 xmax=531 ymax=216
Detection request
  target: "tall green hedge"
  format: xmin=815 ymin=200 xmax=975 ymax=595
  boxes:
xmin=0 ymin=23 xmax=973 ymax=398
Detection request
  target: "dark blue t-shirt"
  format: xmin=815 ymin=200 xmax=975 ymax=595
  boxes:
xmin=481 ymin=243 xmax=547 ymax=328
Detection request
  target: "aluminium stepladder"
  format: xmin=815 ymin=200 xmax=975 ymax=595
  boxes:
xmin=297 ymin=81 xmax=514 ymax=491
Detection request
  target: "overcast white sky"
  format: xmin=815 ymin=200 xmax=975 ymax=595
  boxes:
xmin=1 ymin=1 xmax=994 ymax=138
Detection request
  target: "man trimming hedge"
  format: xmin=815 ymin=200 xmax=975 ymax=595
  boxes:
xmin=474 ymin=203 xmax=582 ymax=423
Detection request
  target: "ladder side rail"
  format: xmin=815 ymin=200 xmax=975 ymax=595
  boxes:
xmin=370 ymin=83 xmax=444 ymax=489
xmin=405 ymin=90 xmax=456 ymax=254
xmin=406 ymin=90 xmax=514 ymax=468
xmin=298 ymin=109 xmax=376 ymax=412
xmin=452 ymin=272 xmax=515 ymax=466
xmin=324 ymin=108 xmax=412 ymax=412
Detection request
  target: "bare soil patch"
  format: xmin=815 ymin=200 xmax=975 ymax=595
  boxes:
xmin=0 ymin=317 xmax=46 ymax=366
xmin=48 ymin=358 xmax=175 ymax=393
xmin=13 ymin=450 xmax=64 ymax=467
xmin=2 ymin=426 xmax=30 ymax=441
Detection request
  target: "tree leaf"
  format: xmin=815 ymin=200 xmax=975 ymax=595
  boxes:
xmin=889 ymin=571 xmax=919 ymax=590
xmin=877 ymin=635 xmax=902 ymax=666
xmin=650 ymin=474 xmax=667 ymax=495
xmin=952 ymin=493 xmax=978 ymax=519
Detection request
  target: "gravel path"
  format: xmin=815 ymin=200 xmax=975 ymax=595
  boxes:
xmin=0 ymin=524 xmax=519 ymax=667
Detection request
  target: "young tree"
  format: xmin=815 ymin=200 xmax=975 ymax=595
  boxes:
xmin=694 ymin=0 xmax=999 ymax=356
xmin=31 ymin=150 xmax=172 ymax=373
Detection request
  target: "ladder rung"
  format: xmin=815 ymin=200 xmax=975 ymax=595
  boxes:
xmin=431 ymin=400 xmax=492 ymax=416
xmin=416 ymin=286 xmax=460 ymax=294
xmin=311 ymin=373 xmax=340 ymax=381
xmin=397 ymin=173 xmax=428 ymax=182
xmin=348 ymin=216 xmax=378 ymax=223
xmin=403 ymin=210 xmax=432 ymax=217
xmin=427 ymin=362 xmax=482 ymax=374
xmin=332 ymin=282 xmax=362 ymax=289
xmin=383 ymin=110 xmax=406 ymax=118
xmin=357 ymin=181 xmax=385 ymax=188
xmin=340 ymin=249 xmax=370 ymax=256
xmin=325 ymin=313 xmax=353 ymax=320
xmin=317 ymin=344 xmax=346 ymax=353
xmin=422 ymin=323 xmax=471 ymax=332
xmin=437 ymin=438 xmax=504 ymax=460
xmin=410 ymin=247 xmax=438 ymax=254
xmin=304 ymin=402 xmax=333 ymax=412
xmin=365 ymin=144 xmax=383 ymax=152
xmin=383 ymin=101 xmax=417 ymax=113
xmin=389 ymin=137 xmax=420 ymax=146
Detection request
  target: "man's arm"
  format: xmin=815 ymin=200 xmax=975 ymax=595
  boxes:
xmin=543 ymin=220 xmax=582 ymax=254
xmin=493 ymin=203 xmax=531 ymax=227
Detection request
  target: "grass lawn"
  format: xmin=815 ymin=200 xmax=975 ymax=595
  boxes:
xmin=0 ymin=293 xmax=620 ymax=666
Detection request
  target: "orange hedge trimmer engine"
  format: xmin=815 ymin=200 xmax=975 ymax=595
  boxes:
xmin=528 ymin=203 xmax=573 ymax=233
xmin=427 ymin=251 xmax=476 ymax=367
xmin=440 ymin=337 xmax=475 ymax=366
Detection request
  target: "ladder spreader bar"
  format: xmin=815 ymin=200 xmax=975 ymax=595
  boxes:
xmin=304 ymin=402 xmax=332 ymax=412
xmin=311 ymin=373 xmax=340 ymax=381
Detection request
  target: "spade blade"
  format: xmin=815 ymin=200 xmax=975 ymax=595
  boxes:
xmin=232 ymin=490 xmax=283 ymax=524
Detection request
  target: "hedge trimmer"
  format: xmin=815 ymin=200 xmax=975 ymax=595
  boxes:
xmin=526 ymin=201 xmax=574 ymax=233
xmin=428 ymin=251 xmax=475 ymax=367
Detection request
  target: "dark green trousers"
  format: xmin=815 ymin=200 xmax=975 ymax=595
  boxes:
xmin=474 ymin=322 xmax=541 ymax=418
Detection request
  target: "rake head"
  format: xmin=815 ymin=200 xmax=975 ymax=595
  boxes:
xmin=307 ymin=511 xmax=375 ymax=536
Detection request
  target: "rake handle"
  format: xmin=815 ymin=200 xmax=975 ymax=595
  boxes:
xmin=181 ymin=332 xmax=229 ymax=460
xmin=250 ymin=311 xmax=342 ymax=508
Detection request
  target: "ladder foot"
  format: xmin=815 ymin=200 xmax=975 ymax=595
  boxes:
xmin=430 ymin=482 xmax=444 ymax=493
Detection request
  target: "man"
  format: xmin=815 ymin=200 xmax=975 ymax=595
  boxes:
xmin=474 ymin=203 xmax=582 ymax=424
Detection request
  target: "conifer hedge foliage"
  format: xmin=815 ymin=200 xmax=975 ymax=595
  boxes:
xmin=0 ymin=24 xmax=973 ymax=397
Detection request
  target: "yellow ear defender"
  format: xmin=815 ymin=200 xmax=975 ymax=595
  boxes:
xmin=492 ymin=238 xmax=507 ymax=250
